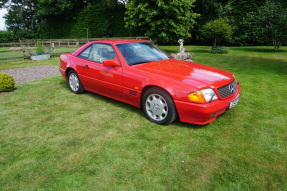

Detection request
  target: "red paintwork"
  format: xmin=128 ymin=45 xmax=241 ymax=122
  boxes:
xmin=59 ymin=40 xmax=240 ymax=125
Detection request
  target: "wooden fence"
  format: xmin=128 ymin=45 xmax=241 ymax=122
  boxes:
xmin=0 ymin=37 xmax=150 ymax=48
xmin=0 ymin=46 xmax=57 ymax=61
xmin=0 ymin=37 xmax=149 ymax=61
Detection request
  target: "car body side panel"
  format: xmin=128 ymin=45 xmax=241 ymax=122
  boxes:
xmin=71 ymin=56 xmax=123 ymax=98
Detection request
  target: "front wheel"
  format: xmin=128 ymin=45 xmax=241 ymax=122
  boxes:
xmin=68 ymin=70 xmax=84 ymax=94
xmin=142 ymin=88 xmax=177 ymax=125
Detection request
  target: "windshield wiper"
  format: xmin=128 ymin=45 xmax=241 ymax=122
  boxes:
xmin=130 ymin=61 xmax=151 ymax=66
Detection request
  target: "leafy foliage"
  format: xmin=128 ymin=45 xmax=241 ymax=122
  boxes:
xmin=201 ymin=19 xmax=233 ymax=47
xmin=192 ymin=0 xmax=267 ymax=45
xmin=0 ymin=73 xmax=15 ymax=92
xmin=36 ymin=0 xmax=120 ymax=17
xmin=3 ymin=0 xmax=37 ymax=39
xmin=227 ymin=0 xmax=264 ymax=45
xmin=37 ymin=16 xmax=74 ymax=39
xmin=36 ymin=40 xmax=44 ymax=52
xmin=0 ymin=31 xmax=15 ymax=43
xmin=2 ymin=0 xmax=128 ymax=40
xmin=192 ymin=0 xmax=232 ymax=44
xmin=68 ymin=4 xmax=130 ymax=39
xmin=37 ymin=3 xmax=130 ymax=39
xmin=125 ymin=0 xmax=198 ymax=44
xmin=254 ymin=0 xmax=287 ymax=51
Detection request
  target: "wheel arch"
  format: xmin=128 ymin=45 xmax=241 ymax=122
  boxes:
xmin=65 ymin=67 xmax=75 ymax=78
xmin=140 ymin=85 xmax=175 ymax=108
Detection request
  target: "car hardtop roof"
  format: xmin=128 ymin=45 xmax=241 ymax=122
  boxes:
xmin=90 ymin=39 xmax=150 ymax=44
xmin=72 ymin=39 xmax=151 ymax=56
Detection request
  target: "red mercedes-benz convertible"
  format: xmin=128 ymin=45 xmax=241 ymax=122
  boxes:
xmin=59 ymin=40 xmax=240 ymax=125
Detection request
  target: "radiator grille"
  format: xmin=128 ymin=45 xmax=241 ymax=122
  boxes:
xmin=217 ymin=81 xmax=237 ymax=98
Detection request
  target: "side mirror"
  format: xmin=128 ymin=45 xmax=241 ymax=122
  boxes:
xmin=103 ymin=59 xmax=121 ymax=67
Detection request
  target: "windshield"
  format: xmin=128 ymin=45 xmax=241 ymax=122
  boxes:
xmin=116 ymin=42 xmax=172 ymax=66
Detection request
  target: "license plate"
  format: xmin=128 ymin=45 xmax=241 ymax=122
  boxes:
xmin=229 ymin=95 xmax=240 ymax=109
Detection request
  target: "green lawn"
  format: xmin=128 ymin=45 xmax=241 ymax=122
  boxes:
xmin=0 ymin=46 xmax=286 ymax=190
xmin=0 ymin=47 xmax=77 ymax=65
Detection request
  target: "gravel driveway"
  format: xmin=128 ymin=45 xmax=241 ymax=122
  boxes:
xmin=0 ymin=65 xmax=60 ymax=85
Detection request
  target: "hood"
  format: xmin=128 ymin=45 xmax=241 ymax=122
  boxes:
xmin=133 ymin=58 xmax=233 ymax=88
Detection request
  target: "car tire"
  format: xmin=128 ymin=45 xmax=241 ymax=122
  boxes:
xmin=68 ymin=70 xmax=84 ymax=94
xmin=142 ymin=87 xmax=177 ymax=125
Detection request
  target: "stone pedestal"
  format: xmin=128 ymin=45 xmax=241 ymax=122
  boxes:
xmin=171 ymin=39 xmax=194 ymax=62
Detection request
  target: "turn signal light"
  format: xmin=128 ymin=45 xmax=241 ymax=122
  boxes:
xmin=188 ymin=91 xmax=206 ymax=103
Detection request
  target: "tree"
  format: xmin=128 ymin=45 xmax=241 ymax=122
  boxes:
xmin=125 ymin=0 xmax=199 ymax=44
xmin=1 ymin=0 xmax=126 ymax=39
xmin=192 ymin=0 xmax=266 ymax=45
xmin=200 ymin=19 xmax=233 ymax=47
xmin=2 ymin=0 xmax=38 ymax=39
xmin=255 ymin=0 xmax=287 ymax=51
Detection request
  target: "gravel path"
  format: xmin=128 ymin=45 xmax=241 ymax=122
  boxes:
xmin=0 ymin=65 xmax=60 ymax=85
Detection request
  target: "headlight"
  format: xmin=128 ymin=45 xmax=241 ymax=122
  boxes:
xmin=188 ymin=88 xmax=218 ymax=103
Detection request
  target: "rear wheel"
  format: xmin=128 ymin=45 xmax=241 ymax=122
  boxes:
xmin=68 ymin=70 xmax=84 ymax=94
xmin=142 ymin=87 xmax=177 ymax=125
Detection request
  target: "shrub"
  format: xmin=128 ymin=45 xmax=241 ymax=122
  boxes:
xmin=209 ymin=46 xmax=229 ymax=54
xmin=0 ymin=73 xmax=15 ymax=92
xmin=36 ymin=40 xmax=44 ymax=52
xmin=28 ymin=40 xmax=52 ymax=56
xmin=35 ymin=40 xmax=44 ymax=55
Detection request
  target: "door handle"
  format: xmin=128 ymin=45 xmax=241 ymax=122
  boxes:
xmin=82 ymin=65 xmax=90 ymax=69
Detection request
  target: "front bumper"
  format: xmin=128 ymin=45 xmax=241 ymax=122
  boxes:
xmin=174 ymin=85 xmax=240 ymax=125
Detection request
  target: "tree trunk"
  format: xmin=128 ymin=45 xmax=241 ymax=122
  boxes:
xmin=274 ymin=41 xmax=281 ymax=52
xmin=213 ymin=38 xmax=217 ymax=47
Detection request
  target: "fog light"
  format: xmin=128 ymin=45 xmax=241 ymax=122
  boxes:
xmin=210 ymin=113 xmax=216 ymax=117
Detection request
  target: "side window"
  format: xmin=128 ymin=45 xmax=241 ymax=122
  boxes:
xmin=78 ymin=46 xmax=92 ymax=60
xmin=88 ymin=44 xmax=116 ymax=63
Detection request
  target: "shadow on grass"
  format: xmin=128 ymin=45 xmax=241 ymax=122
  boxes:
xmin=188 ymin=49 xmax=210 ymax=54
xmin=59 ymin=80 xmax=209 ymax=129
xmin=172 ymin=121 xmax=208 ymax=129
xmin=229 ymin=55 xmax=287 ymax=76
xmin=230 ymin=47 xmax=287 ymax=53
xmin=59 ymin=80 xmax=143 ymax=112
xmin=164 ymin=49 xmax=210 ymax=54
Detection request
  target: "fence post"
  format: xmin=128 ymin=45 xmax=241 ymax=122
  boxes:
xmin=19 ymin=39 xmax=23 ymax=49
xmin=22 ymin=45 xmax=27 ymax=60
xmin=51 ymin=43 xmax=55 ymax=57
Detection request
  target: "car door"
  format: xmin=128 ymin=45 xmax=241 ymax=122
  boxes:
xmin=76 ymin=43 xmax=123 ymax=98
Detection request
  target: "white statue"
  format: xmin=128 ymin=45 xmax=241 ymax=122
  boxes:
xmin=171 ymin=39 xmax=194 ymax=62
xmin=178 ymin=39 xmax=184 ymax=53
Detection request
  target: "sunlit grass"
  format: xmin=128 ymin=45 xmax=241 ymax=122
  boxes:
xmin=0 ymin=47 xmax=76 ymax=66
xmin=0 ymin=57 xmax=59 ymax=70
xmin=0 ymin=46 xmax=286 ymax=190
